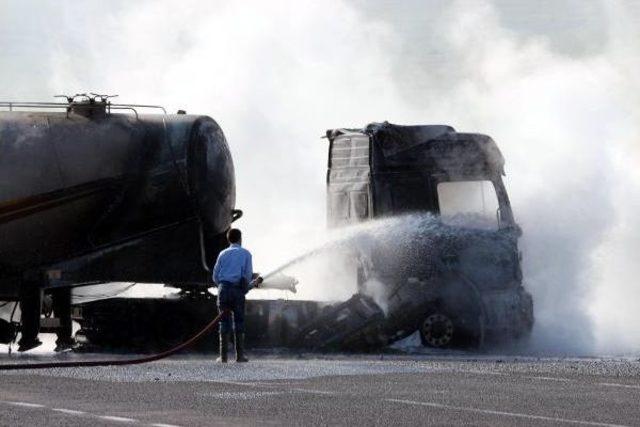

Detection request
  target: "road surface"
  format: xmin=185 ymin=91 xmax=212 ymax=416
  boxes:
xmin=1 ymin=352 xmax=640 ymax=426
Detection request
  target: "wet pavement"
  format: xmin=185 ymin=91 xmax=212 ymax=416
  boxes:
xmin=1 ymin=351 xmax=640 ymax=426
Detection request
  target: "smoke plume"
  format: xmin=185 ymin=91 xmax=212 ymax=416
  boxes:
xmin=1 ymin=0 xmax=639 ymax=354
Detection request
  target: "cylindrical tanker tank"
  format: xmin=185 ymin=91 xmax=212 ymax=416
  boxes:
xmin=0 ymin=102 xmax=237 ymax=295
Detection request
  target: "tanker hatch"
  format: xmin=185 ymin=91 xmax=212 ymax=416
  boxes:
xmin=58 ymin=93 xmax=117 ymax=118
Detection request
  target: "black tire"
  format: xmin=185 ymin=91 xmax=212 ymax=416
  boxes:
xmin=419 ymin=309 xmax=483 ymax=349
xmin=419 ymin=311 xmax=455 ymax=348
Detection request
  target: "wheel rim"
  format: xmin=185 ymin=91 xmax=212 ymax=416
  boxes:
xmin=421 ymin=313 xmax=454 ymax=347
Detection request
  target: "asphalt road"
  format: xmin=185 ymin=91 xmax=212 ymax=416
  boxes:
xmin=1 ymin=353 xmax=640 ymax=426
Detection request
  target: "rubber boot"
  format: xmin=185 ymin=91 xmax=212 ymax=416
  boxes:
xmin=216 ymin=332 xmax=229 ymax=363
xmin=235 ymin=333 xmax=249 ymax=363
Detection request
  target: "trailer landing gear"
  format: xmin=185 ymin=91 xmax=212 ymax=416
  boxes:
xmin=17 ymin=284 xmax=42 ymax=352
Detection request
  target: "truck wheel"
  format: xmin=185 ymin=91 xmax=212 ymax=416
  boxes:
xmin=419 ymin=312 xmax=455 ymax=348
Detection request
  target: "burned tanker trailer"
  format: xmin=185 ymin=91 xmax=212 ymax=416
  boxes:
xmin=295 ymin=123 xmax=534 ymax=350
xmin=0 ymin=95 xmax=238 ymax=351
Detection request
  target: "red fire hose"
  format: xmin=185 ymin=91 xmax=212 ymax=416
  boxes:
xmin=0 ymin=309 xmax=229 ymax=371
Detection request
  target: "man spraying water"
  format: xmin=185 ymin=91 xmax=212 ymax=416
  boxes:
xmin=213 ymin=228 xmax=262 ymax=363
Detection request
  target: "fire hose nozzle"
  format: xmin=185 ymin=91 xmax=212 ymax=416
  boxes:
xmin=257 ymin=274 xmax=298 ymax=293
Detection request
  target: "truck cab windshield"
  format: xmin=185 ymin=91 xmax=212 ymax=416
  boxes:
xmin=437 ymin=180 xmax=500 ymax=231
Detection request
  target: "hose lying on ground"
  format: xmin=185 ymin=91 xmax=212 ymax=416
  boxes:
xmin=0 ymin=309 xmax=229 ymax=371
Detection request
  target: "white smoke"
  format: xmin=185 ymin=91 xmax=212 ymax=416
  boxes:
xmin=1 ymin=0 xmax=639 ymax=354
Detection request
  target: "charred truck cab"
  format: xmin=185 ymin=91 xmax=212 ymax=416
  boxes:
xmin=320 ymin=123 xmax=533 ymax=348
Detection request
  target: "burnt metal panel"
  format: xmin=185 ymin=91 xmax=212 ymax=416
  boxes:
xmin=327 ymin=133 xmax=372 ymax=227
xmin=0 ymin=113 xmax=63 ymax=200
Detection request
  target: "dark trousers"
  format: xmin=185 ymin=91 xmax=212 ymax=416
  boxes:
xmin=217 ymin=285 xmax=245 ymax=334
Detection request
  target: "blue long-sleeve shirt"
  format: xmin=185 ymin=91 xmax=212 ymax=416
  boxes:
xmin=213 ymin=243 xmax=254 ymax=288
